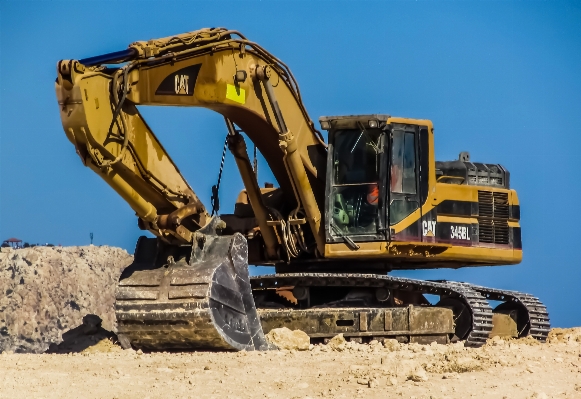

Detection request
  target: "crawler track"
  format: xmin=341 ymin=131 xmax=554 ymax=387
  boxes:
xmin=251 ymin=273 xmax=494 ymax=345
xmin=252 ymin=274 xmax=550 ymax=346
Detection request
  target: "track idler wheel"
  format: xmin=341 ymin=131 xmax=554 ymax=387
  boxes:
xmin=436 ymin=297 xmax=472 ymax=341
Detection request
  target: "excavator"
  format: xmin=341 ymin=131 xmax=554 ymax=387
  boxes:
xmin=55 ymin=27 xmax=549 ymax=351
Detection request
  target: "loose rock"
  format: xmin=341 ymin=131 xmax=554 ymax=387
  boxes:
xmin=326 ymin=333 xmax=347 ymax=351
xmin=265 ymin=327 xmax=310 ymax=351
xmin=408 ymin=367 xmax=428 ymax=382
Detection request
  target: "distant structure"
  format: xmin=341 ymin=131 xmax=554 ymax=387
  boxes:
xmin=2 ymin=238 xmax=23 ymax=248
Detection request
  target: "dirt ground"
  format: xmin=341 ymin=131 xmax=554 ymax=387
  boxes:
xmin=1 ymin=329 xmax=580 ymax=399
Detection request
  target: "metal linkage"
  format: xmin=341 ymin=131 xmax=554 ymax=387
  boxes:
xmin=224 ymin=118 xmax=279 ymax=260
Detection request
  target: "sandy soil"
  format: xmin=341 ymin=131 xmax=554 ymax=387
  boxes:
xmin=1 ymin=246 xmax=579 ymax=397
xmin=1 ymin=329 xmax=580 ymax=399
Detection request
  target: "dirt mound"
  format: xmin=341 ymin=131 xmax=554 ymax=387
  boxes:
xmin=547 ymin=327 xmax=581 ymax=344
xmin=0 ymin=246 xmax=132 ymax=353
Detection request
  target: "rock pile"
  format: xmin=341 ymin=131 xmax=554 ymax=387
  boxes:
xmin=0 ymin=246 xmax=132 ymax=353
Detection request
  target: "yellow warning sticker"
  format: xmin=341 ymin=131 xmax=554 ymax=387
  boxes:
xmin=226 ymin=84 xmax=246 ymax=104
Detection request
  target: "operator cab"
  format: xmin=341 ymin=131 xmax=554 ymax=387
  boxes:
xmin=320 ymin=115 xmax=431 ymax=245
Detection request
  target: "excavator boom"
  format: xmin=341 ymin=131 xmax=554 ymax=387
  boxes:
xmin=56 ymin=28 xmax=326 ymax=252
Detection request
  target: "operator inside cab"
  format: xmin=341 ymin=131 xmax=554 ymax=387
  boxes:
xmin=332 ymin=128 xmax=381 ymax=235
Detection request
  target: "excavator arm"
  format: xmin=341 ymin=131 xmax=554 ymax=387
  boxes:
xmin=56 ymin=27 xmax=327 ymax=256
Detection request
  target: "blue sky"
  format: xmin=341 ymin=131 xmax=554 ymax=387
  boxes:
xmin=1 ymin=1 xmax=580 ymax=327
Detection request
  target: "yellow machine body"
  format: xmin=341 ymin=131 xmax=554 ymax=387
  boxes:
xmin=55 ymin=28 xmax=543 ymax=351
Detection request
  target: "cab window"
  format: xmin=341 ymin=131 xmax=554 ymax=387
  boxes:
xmin=331 ymin=129 xmax=382 ymax=235
xmin=391 ymin=130 xmax=416 ymax=194
xmin=333 ymin=129 xmax=381 ymax=185
xmin=390 ymin=129 xmax=418 ymax=225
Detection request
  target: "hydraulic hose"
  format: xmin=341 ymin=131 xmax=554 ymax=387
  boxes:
xmin=97 ymin=64 xmax=134 ymax=168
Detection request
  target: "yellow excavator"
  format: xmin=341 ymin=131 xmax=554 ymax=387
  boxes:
xmin=55 ymin=27 xmax=549 ymax=351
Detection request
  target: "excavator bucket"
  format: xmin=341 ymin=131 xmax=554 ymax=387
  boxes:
xmin=115 ymin=218 xmax=269 ymax=351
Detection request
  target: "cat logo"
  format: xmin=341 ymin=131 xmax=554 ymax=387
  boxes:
xmin=422 ymin=220 xmax=437 ymax=237
xmin=155 ymin=64 xmax=201 ymax=96
xmin=174 ymin=75 xmax=190 ymax=94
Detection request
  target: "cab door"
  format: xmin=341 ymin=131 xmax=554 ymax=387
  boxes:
xmin=326 ymin=127 xmax=387 ymax=244
xmin=387 ymin=124 xmax=423 ymax=241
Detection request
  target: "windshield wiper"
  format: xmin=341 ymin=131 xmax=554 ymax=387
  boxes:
xmin=355 ymin=121 xmax=380 ymax=153
xmin=350 ymin=131 xmax=364 ymax=153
